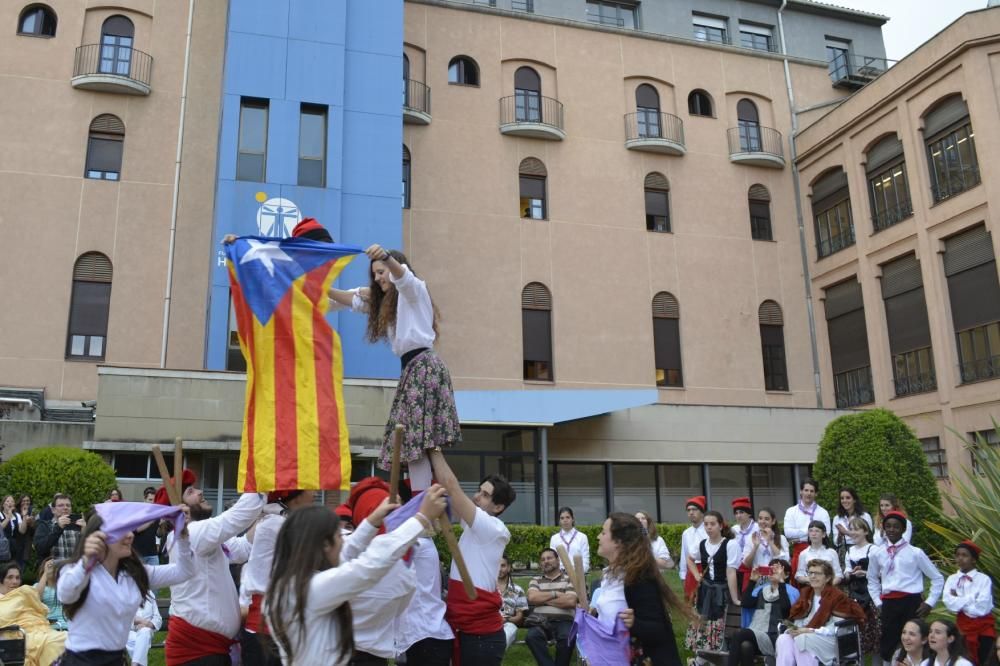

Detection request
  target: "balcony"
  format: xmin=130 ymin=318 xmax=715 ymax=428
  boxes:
xmin=72 ymin=44 xmax=152 ymax=95
xmin=727 ymin=126 xmax=785 ymax=168
xmin=403 ymin=79 xmax=431 ymax=125
xmin=872 ymin=200 xmax=913 ymax=232
xmin=817 ymin=226 xmax=856 ymax=259
xmin=828 ymin=53 xmax=895 ymax=90
xmin=959 ymin=353 xmax=1000 ymax=384
xmin=892 ymin=348 xmax=936 ymax=397
xmin=624 ymin=112 xmax=685 ymax=155
xmin=834 ymin=366 xmax=874 ymax=408
xmin=499 ymin=95 xmax=565 ymax=141
xmin=931 ymin=165 xmax=980 ymax=203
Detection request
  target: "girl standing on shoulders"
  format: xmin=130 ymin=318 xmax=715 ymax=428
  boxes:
xmin=549 ymin=506 xmax=590 ymax=574
xmin=793 ymin=521 xmax=842 ymax=586
xmin=685 ymin=510 xmax=740 ymax=654
xmin=329 ymin=245 xmax=459 ymax=491
xmin=926 ymin=620 xmax=974 ymax=666
xmin=843 ymin=517 xmax=881 ymax=664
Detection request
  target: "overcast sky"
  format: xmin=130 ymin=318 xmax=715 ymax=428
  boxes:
xmin=824 ymin=0 xmax=989 ymax=61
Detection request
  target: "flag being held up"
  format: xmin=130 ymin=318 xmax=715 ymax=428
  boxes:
xmin=225 ymin=236 xmax=362 ymax=492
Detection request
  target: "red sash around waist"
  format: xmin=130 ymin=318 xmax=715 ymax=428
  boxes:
xmin=881 ymin=590 xmax=916 ymax=600
xmin=165 ymin=615 xmax=237 ymax=665
xmin=445 ymin=579 xmax=503 ymax=665
xmin=957 ymin=612 xmax=997 ymax=638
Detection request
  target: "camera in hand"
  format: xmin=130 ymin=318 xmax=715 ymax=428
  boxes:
xmin=67 ymin=513 xmax=83 ymax=530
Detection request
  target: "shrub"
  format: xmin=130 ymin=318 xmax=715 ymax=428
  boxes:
xmin=0 ymin=447 xmax=117 ymax=516
xmin=813 ymin=408 xmax=942 ymax=550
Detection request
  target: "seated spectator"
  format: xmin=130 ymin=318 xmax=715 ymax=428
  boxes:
xmin=33 ymin=494 xmax=85 ymax=560
xmin=525 ymin=547 xmax=578 ymax=666
xmin=728 ymin=559 xmax=799 ymax=666
xmin=126 ymin=591 xmax=162 ymax=666
xmin=33 ymin=557 xmax=68 ymax=631
xmin=0 ymin=561 xmax=67 ymax=665
xmin=499 ymin=553 xmax=528 ymax=650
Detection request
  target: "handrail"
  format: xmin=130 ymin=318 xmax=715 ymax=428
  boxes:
xmin=624 ymin=111 xmax=684 ymax=146
xmin=499 ymin=94 xmax=564 ymax=130
xmin=727 ymin=125 xmax=783 ymax=158
xmin=403 ymin=78 xmax=431 ymax=115
xmin=73 ymin=44 xmax=153 ymax=87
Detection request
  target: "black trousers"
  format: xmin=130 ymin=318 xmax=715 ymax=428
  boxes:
xmin=57 ymin=649 xmax=128 ymax=666
xmin=349 ymin=650 xmax=388 ymax=665
xmin=727 ymin=629 xmax=764 ymax=666
xmin=879 ymin=594 xmax=924 ymax=662
xmin=458 ymin=629 xmax=506 ymax=666
xmin=240 ymin=629 xmax=283 ymax=666
xmin=173 ymin=655 xmax=232 ymax=666
xmin=405 ymin=637 xmax=453 ymax=666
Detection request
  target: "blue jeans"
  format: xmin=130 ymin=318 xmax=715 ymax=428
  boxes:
xmin=458 ymin=629 xmax=505 ymax=666
xmin=141 ymin=555 xmax=159 ymax=566
xmin=526 ymin=618 xmax=575 ymax=666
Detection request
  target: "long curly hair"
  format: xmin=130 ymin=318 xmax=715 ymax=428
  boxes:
xmin=605 ymin=512 xmax=693 ymax=621
xmin=364 ymin=250 xmax=440 ymax=343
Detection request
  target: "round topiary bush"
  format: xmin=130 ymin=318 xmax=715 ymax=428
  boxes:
xmin=0 ymin=447 xmax=116 ymax=515
xmin=813 ymin=408 xmax=941 ymax=549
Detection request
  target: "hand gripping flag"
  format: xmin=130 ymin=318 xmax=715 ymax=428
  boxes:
xmin=225 ymin=236 xmax=362 ymax=492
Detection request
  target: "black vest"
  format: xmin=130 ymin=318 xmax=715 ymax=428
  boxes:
xmin=700 ymin=537 xmax=731 ymax=582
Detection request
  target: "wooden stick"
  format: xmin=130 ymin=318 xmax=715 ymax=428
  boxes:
xmin=574 ymin=554 xmax=589 ymax=608
xmin=438 ymin=513 xmax=477 ymax=600
xmin=556 ymin=545 xmax=583 ymax=600
xmin=388 ymin=424 xmax=403 ymax=504
xmin=173 ymin=437 xmax=184 ymax=501
xmin=152 ymin=446 xmax=181 ymax=505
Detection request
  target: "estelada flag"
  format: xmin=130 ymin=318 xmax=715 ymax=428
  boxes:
xmin=225 ymin=236 xmax=362 ymax=492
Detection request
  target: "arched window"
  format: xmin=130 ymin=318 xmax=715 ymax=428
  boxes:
xmin=67 ymin=252 xmax=113 ymax=360
xmin=811 ymin=167 xmax=854 ymax=258
xmin=687 ymin=90 xmax=713 ymax=117
xmin=402 ymin=145 xmax=411 ymax=209
xmin=402 ymin=54 xmax=410 ymax=105
xmin=758 ymin=300 xmax=787 ymax=390
xmin=866 ymin=134 xmax=911 ymax=231
xmin=85 ymin=114 xmax=125 ymax=180
xmin=737 ymin=99 xmax=761 ymax=151
xmin=448 ymin=56 xmax=479 ymax=86
xmin=635 ymin=84 xmax=661 ymax=138
xmin=99 ymin=15 xmax=134 ymax=76
xmin=514 ymin=66 xmax=541 ymax=122
xmin=748 ymin=184 xmax=771 ymax=240
xmin=522 ymin=282 xmax=553 ymax=380
xmin=17 ymin=4 xmax=56 ymax=36
xmin=923 ymin=95 xmax=980 ymax=202
xmin=519 ymin=157 xmax=546 ymax=220
xmin=652 ymin=292 xmax=682 ymax=387
xmin=644 ymin=172 xmax=670 ymax=233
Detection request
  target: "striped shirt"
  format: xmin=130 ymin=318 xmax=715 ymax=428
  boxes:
xmin=528 ymin=571 xmax=576 ymax=620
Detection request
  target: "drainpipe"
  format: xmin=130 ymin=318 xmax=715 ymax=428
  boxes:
xmin=160 ymin=0 xmax=197 ymax=368
xmin=777 ymin=0 xmax=824 ymax=408
xmin=539 ymin=427 xmax=549 ymax=525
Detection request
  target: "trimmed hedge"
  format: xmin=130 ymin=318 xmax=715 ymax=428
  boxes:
xmin=0 ymin=447 xmax=117 ymax=516
xmin=433 ymin=522 xmax=688 ymax=571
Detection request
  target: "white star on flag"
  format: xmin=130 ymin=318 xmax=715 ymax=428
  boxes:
xmin=239 ymin=239 xmax=295 ymax=277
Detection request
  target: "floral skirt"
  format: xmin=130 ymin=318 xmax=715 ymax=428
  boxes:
xmin=859 ymin=603 xmax=881 ymax=656
xmin=377 ymin=350 xmax=461 ymax=470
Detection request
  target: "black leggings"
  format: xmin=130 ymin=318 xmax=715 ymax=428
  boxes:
xmin=726 ymin=629 xmax=763 ymax=666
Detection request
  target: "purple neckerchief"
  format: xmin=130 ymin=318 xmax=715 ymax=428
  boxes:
xmin=94 ymin=501 xmax=186 ymax=544
xmin=886 ymin=539 xmax=908 ymax=575
xmin=382 ymin=491 xmax=452 ymax=533
xmin=798 ymin=502 xmax=817 ymax=519
xmin=570 ymin=607 xmax=630 ymax=666
xmin=737 ymin=521 xmax=755 ymax=552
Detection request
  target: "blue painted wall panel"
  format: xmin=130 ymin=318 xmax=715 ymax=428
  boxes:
xmin=345 ymin=0 xmax=403 ymax=56
xmin=341 ymin=110 xmax=402 ymax=199
xmin=265 ymin=99 xmax=299 ymax=185
xmin=286 ymin=40 xmax=346 ymax=107
xmin=343 ymin=51 xmax=403 ymax=116
xmin=228 ymin=0 xmax=290 ymax=38
xmin=223 ymin=32 xmax=287 ymax=99
xmin=289 ymin=0 xmax=347 ymax=44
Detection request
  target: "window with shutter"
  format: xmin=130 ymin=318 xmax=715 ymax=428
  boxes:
xmin=812 ymin=168 xmax=854 ymax=258
xmin=944 ymin=225 xmax=1000 ymax=383
xmin=652 ymin=292 xmax=682 ymax=387
xmin=85 ymin=115 xmax=125 ymax=181
xmin=66 ymin=252 xmax=113 ymax=360
xmin=522 ymin=282 xmax=553 ymax=380
xmin=644 ymin=173 xmax=670 ymax=233
xmin=923 ymin=95 xmax=980 ymax=202
xmin=519 ymin=158 xmax=547 ymax=220
xmin=748 ymin=185 xmax=772 ymax=240
xmin=758 ymin=301 xmax=787 ymax=390
xmin=824 ymin=278 xmax=873 ymax=406
xmin=880 ymin=254 xmax=935 ymax=396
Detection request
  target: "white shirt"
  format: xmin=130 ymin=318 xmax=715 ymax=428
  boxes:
xmin=343 ymin=265 xmax=436 ymax=357
xmin=594 ymin=570 xmax=627 ymax=630
xmin=269 ymin=516 xmax=425 ymax=666
xmin=679 ymin=522 xmax=707 ymax=580
xmin=747 ymin=532 xmax=790 ymax=570
xmin=794 ymin=545 xmax=844 ymax=583
xmin=241 ymin=504 xmax=284 ymax=597
xmin=701 ymin=538 xmax=741 ymax=581
xmin=58 ymin=536 xmax=194 ymax=652
xmin=651 ymin=535 xmax=673 ymax=567
xmin=168 ymin=492 xmax=264 ymax=639
xmin=451 ymin=507 xmax=510 ymax=591
xmin=730 ymin=521 xmax=760 ymax=562
xmin=783 ymin=503 xmax=832 ymax=544
xmin=867 ymin=540 xmax=943 ymax=608
xmin=873 ymin=519 xmax=913 ymax=547
xmin=339 ymin=520 xmax=416 ymax=658
xmin=942 ymin=569 xmax=994 ymax=618
xmin=922 ymin=658 xmax=975 ymax=666
xmin=133 ymin=591 xmax=163 ymax=632
xmin=549 ymin=528 xmax=590 ymax=573
xmin=395 ymin=537 xmax=454 ymax=652
xmin=832 ymin=512 xmax=873 ymax=546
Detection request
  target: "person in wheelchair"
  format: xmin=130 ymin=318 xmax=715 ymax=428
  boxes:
xmin=0 ymin=561 xmax=66 ymax=666
xmin=775 ymin=559 xmax=865 ymax=666
xmin=727 ymin=559 xmax=799 ymax=666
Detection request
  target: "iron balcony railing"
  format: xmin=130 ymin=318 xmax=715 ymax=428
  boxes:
xmin=834 ymin=366 xmax=874 ymax=408
xmin=403 ymin=79 xmax=431 ymax=115
xmin=727 ymin=125 xmax=783 ymax=159
xmin=73 ymin=43 xmax=153 ymax=88
xmin=499 ymin=94 xmax=564 ymax=131
xmin=958 ymin=353 xmax=1000 ymax=384
xmin=872 ymin=200 xmax=913 ymax=232
xmin=931 ymin=166 xmax=981 ymax=203
xmin=624 ymin=111 xmax=684 ymax=146
xmin=828 ymin=53 xmax=895 ymax=86
xmin=817 ymin=226 xmax=856 ymax=259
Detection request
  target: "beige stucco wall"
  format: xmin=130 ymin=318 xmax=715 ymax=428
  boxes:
xmin=795 ymin=8 xmax=1000 ymax=482
xmin=0 ymin=0 xmax=226 ymax=400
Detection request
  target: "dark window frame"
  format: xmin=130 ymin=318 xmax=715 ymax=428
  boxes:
xmin=693 ymin=22 xmax=728 ymax=45
xmin=297 ymin=103 xmax=327 ymax=188
xmin=749 ymin=198 xmax=772 ymax=241
xmin=687 ymin=90 xmax=714 ymax=117
xmin=739 ymin=30 xmax=772 ymax=52
xmin=652 ymin=294 xmax=683 ymax=388
xmin=645 ymin=186 xmax=670 ymax=233
xmin=402 ymin=146 xmax=411 ymax=209
xmin=522 ymin=284 xmax=554 ymax=382
xmin=84 ymin=116 xmax=125 ymax=181
xmin=66 ymin=254 xmax=113 ymax=362
xmin=760 ymin=323 xmax=788 ymax=391
xmin=237 ymin=97 xmax=269 ymax=183
xmin=448 ymin=56 xmax=480 ymax=86
xmin=814 ymin=194 xmax=855 ymax=258
xmin=920 ymin=437 xmax=947 ymax=479
xmin=868 ymin=158 xmax=913 ymax=232
xmin=926 ymin=120 xmax=980 ymax=204
xmin=585 ymin=0 xmax=638 ymax=29
xmin=519 ymin=174 xmax=546 ymax=220
xmin=17 ymin=4 xmax=56 ymax=37
xmin=98 ymin=15 xmax=135 ymax=77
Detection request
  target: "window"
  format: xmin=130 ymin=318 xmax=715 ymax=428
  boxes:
xmin=866 ymin=135 xmax=911 ymax=232
xmin=448 ymin=56 xmax=479 ymax=86
xmin=826 ymin=38 xmax=850 ymax=80
xmin=66 ymin=252 xmax=112 ymax=360
xmin=824 ymin=278 xmax=873 ymax=407
xmin=611 ymin=465 xmax=657 ymax=515
xmin=739 ymin=23 xmax=773 ymax=51
xmin=226 ymin=297 xmax=245 ymax=372
xmin=644 ymin=173 xmax=670 ymax=233
xmin=759 ymin=300 xmax=788 ymax=391
xmin=519 ymin=157 xmax=546 ymax=220
xmin=812 ymin=168 xmax=854 ymax=258
xmin=237 ymin=98 xmax=268 ymax=182
xmin=688 ymin=90 xmax=714 ymax=117
xmin=920 ymin=437 xmax=947 ymax=479
xmin=586 ymin=1 xmax=637 ymax=29
xmin=748 ymin=184 xmax=772 ymax=241
xmin=737 ymin=99 xmax=761 ymax=152
xmin=881 ymin=254 xmax=935 ymax=397
xmin=512 ymin=0 xmax=534 ymax=11
xmin=298 ymin=104 xmax=326 ymax=188
xmin=99 ymin=15 xmax=134 ymax=76
xmin=85 ymin=114 xmax=124 ymax=180
xmin=17 ymin=4 xmax=56 ymax=36
xmin=944 ymin=225 xmax=1000 ymax=383
xmin=113 ymin=452 xmax=174 ymax=480
xmin=522 ymin=282 xmax=553 ymax=381
xmin=635 ymin=84 xmax=661 ymax=138
xmin=514 ymin=67 xmax=541 ymax=123
xmin=402 ymin=145 xmax=411 ymax=209
xmin=924 ymin=96 xmax=980 ymax=203
xmin=693 ymin=15 xmax=728 ymax=45
xmin=652 ymin=292 xmax=682 ymax=387
xmin=969 ymin=429 xmax=999 ymax=475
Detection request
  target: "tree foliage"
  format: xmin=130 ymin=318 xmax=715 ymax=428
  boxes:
xmin=0 ymin=447 xmax=117 ymax=515
xmin=813 ymin=408 xmax=941 ymax=549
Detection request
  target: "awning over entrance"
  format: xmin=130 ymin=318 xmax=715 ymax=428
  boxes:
xmin=454 ymin=388 xmax=659 ymax=427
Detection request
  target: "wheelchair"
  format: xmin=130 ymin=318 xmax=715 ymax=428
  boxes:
xmin=0 ymin=624 xmax=26 ymax=666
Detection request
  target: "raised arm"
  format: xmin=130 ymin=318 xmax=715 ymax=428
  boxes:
xmin=366 ymin=244 xmax=405 ymax=280
xmin=188 ymin=493 xmax=265 ymax=557
xmin=427 ymin=448 xmax=476 ymax=527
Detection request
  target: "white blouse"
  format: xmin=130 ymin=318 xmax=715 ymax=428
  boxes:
xmin=794 ymin=545 xmax=843 ymax=583
xmin=549 ymin=528 xmax=590 ymax=573
xmin=343 ymin=264 xmax=437 ymax=357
